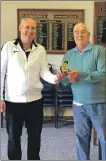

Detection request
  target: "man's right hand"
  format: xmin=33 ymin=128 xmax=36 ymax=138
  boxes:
xmin=56 ymin=72 xmax=65 ymax=83
xmin=0 ymin=100 xmax=6 ymax=112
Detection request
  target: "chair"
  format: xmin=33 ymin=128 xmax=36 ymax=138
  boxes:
xmin=41 ymin=64 xmax=55 ymax=124
xmin=55 ymin=82 xmax=73 ymax=128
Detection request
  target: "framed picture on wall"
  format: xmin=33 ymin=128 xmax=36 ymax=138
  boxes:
xmin=93 ymin=2 xmax=106 ymax=46
xmin=17 ymin=9 xmax=84 ymax=54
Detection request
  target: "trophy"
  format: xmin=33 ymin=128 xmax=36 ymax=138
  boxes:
xmin=60 ymin=60 xmax=69 ymax=75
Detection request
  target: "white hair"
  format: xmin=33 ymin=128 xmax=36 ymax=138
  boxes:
xmin=73 ymin=22 xmax=90 ymax=34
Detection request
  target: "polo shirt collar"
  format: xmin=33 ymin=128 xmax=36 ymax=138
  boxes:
xmin=74 ymin=42 xmax=92 ymax=53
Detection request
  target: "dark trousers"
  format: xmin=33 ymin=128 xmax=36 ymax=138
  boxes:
xmin=5 ymin=99 xmax=43 ymax=160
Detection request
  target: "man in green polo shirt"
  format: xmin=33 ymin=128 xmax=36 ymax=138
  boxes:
xmin=58 ymin=22 xmax=106 ymax=160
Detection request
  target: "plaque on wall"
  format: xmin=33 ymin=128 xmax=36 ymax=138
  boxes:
xmin=17 ymin=9 xmax=84 ymax=54
xmin=93 ymin=2 xmax=106 ymax=45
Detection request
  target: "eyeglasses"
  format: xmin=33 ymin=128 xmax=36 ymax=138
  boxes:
xmin=74 ymin=30 xmax=87 ymax=35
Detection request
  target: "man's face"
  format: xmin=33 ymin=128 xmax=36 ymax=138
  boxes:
xmin=19 ymin=18 xmax=36 ymax=44
xmin=73 ymin=24 xmax=90 ymax=47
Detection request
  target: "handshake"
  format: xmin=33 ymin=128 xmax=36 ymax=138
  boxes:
xmin=56 ymin=69 xmax=80 ymax=83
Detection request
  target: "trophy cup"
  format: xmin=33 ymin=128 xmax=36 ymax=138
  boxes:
xmin=60 ymin=60 xmax=69 ymax=75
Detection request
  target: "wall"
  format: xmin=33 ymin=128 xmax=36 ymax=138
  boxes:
xmin=1 ymin=1 xmax=94 ymax=116
xmin=1 ymin=1 xmax=94 ymax=70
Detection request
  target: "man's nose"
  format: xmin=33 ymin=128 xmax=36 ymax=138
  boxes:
xmin=28 ymin=28 xmax=32 ymax=33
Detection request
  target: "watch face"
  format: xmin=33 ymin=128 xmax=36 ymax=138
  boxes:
xmin=47 ymin=13 xmax=54 ymax=20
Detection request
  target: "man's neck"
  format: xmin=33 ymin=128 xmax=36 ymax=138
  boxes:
xmin=77 ymin=43 xmax=89 ymax=52
xmin=23 ymin=44 xmax=31 ymax=50
xmin=19 ymin=37 xmax=33 ymax=50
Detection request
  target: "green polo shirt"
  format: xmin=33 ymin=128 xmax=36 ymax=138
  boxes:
xmin=61 ymin=43 xmax=106 ymax=104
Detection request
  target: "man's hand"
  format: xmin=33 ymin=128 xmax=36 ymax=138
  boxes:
xmin=67 ymin=70 xmax=80 ymax=83
xmin=0 ymin=100 xmax=6 ymax=112
xmin=55 ymin=72 xmax=65 ymax=83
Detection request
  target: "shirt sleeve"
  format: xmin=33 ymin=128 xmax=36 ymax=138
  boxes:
xmin=80 ymin=47 xmax=106 ymax=83
xmin=1 ymin=43 xmax=8 ymax=100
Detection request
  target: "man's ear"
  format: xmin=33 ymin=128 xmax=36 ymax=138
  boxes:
xmin=88 ymin=32 xmax=90 ymax=37
xmin=19 ymin=25 xmax=21 ymax=31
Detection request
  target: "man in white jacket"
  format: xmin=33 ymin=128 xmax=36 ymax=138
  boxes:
xmin=1 ymin=17 xmax=64 ymax=160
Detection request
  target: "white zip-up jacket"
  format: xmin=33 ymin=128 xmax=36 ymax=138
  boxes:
xmin=1 ymin=38 xmax=57 ymax=102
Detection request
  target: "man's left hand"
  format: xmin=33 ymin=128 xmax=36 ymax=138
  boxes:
xmin=67 ymin=70 xmax=80 ymax=83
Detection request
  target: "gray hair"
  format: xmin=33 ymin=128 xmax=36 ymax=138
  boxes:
xmin=20 ymin=16 xmax=36 ymax=25
xmin=73 ymin=22 xmax=90 ymax=34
